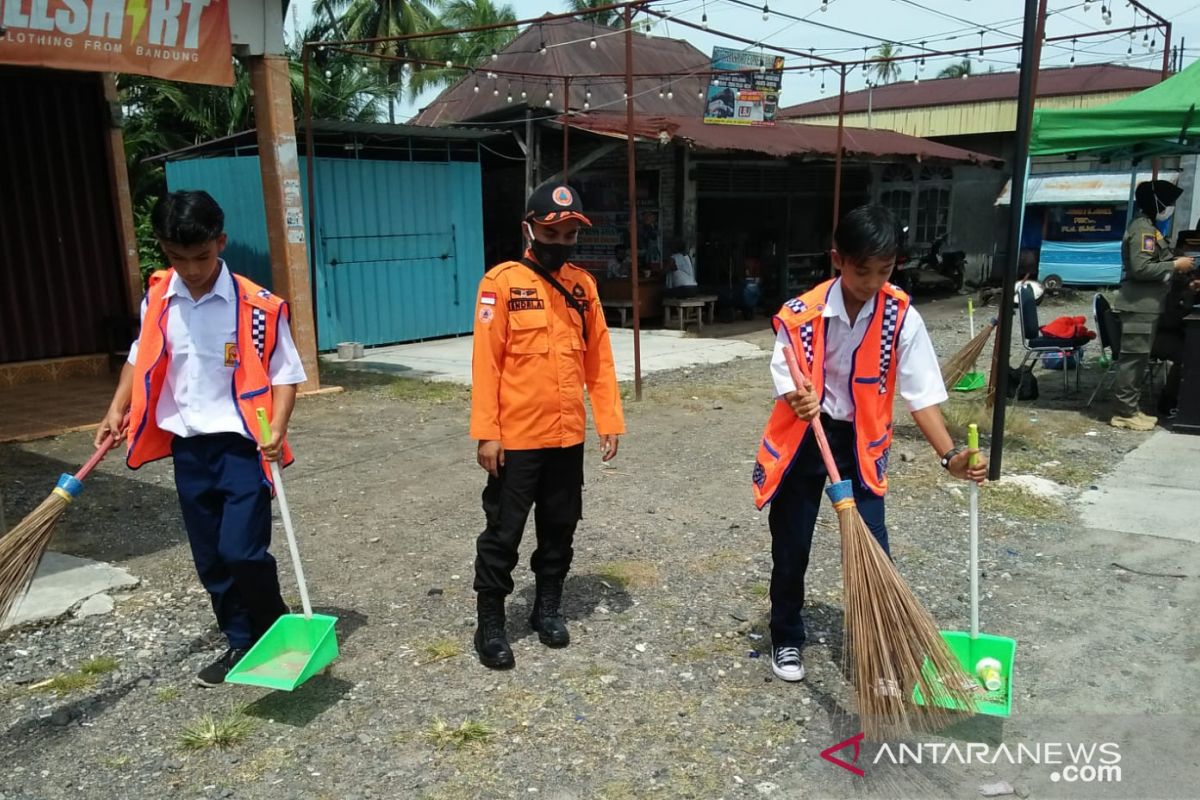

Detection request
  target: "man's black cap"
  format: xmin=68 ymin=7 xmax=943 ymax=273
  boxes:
xmin=1135 ymin=179 xmax=1183 ymax=208
xmin=525 ymin=181 xmax=592 ymax=226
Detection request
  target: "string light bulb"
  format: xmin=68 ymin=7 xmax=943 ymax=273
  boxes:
xmin=521 ymin=87 xmax=527 ymax=100
xmin=667 ymin=85 xmax=674 ymax=100
xmin=491 ymin=51 xmax=498 ymax=62
xmin=762 ymin=3 xmax=769 ymax=21
xmin=821 ymin=0 xmax=828 ymax=12
xmin=361 ymin=65 xmax=369 ymax=75
xmin=324 ymin=69 xmax=332 ymax=79
xmin=445 ymin=59 xmax=453 ymax=68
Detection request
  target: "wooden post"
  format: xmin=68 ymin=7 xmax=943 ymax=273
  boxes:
xmin=248 ymin=54 xmax=320 ymax=392
xmin=101 ymin=74 xmax=142 ymax=314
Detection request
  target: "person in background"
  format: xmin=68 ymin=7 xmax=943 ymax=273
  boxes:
xmin=665 ymin=239 xmax=699 ymax=299
xmin=1111 ymin=180 xmax=1195 ymax=430
xmin=606 ymin=245 xmax=630 ymax=279
xmin=1152 ymin=271 xmax=1200 ymax=417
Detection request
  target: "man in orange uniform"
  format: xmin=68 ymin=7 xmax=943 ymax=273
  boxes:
xmin=469 ymin=181 xmax=625 ymax=670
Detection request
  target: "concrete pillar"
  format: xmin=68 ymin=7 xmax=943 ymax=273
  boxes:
xmin=101 ymin=74 xmax=142 ymax=315
xmin=247 ymin=54 xmax=319 ymax=391
xmin=681 ymin=147 xmax=698 ymax=251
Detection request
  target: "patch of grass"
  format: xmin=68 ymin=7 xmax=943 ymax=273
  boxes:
xmin=688 ymin=550 xmax=743 ymax=575
xmin=421 ymin=638 xmax=461 ymax=663
xmin=940 ymin=399 xmax=1038 ymax=446
xmin=386 ymin=378 xmax=467 ymax=403
xmin=79 ymin=656 xmax=118 ymax=676
xmin=31 ymin=672 xmax=96 ymax=697
xmin=179 ymin=709 xmax=258 ymax=750
xmin=155 ymin=687 xmax=180 ymax=703
xmin=423 ymin=717 xmax=494 ymax=750
xmin=984 ymin=483 xmax=1067 ymax=520
xmin=103 ymin=754 xmax=131 ymax=769
xmin=594 ymin=560 xmax=659 ymax=589
xmin=235 ymin=746 xmax=291 ymax=783
xmin=1038 ymin=461 xmax=1097 ymax=487
xmin=747 ymin=581 xmax=769 ymax=601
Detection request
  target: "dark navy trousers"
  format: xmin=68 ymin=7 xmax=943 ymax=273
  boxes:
xmin=767 ymin=417 xmax=890 ymax=648
xmin=172 ymin=433 xmax=288 ymax=650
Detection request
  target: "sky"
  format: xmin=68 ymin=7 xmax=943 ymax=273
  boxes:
xmin=285 ymin=0 xmax=1200 ymax=118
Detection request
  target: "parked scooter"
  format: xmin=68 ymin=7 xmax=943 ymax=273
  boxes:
xmin=893 ymin=231 xmax=966 ymax=293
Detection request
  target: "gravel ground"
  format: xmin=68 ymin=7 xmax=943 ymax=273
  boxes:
xmin=2 ymin=289 xmax=1194 ymax=800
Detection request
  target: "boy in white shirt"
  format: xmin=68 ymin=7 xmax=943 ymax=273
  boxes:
xmin=95 ymin=191 xmax=307 ymax=687
xmin=750 ymin=205 xmax=987 ymax=683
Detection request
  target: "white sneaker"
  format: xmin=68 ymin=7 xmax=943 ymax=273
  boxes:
xmin=771 ymin=646 xmax=805 ymax=682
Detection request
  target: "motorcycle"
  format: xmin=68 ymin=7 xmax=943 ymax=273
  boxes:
xmin=892 ymin=231 xmax=966 ymax=294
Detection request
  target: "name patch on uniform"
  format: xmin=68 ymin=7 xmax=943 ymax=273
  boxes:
xmin=1141 ymin=235 xmax=1156 ymax=253
xmin=508 ymin=298 xmax=545 ymax=311
xmin=480 ymin=291 xmax=497 ymax=306
xmin=224 ymin=343 xmax=237 ymax=367
xmin=511 ymin=287 xmax=538 ymax=298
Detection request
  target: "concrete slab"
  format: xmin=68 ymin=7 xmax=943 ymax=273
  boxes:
xmin=324 ymin=329 xmax=766 ymax=386
xmin=2 ymin=552 xmax=139 ymax=630
xmin=1078 ymin=430 xmax=1200 ymax=544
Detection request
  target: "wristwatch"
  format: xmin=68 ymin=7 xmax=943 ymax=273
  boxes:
xmin=940 ymin=446 xmax=966 ymax=471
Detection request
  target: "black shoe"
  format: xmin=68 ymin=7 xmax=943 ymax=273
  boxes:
xmin=474 ymin=594 xmax=515 ymax=669
xmin=529 ymin=578 xmax=570 ymax=648
xmin=195 ymin=648 xmax=248 ymax=687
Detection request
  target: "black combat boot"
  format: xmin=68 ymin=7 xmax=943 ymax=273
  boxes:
xmin=474 ymin=593 xmax=515 ymax=669
xmin=529 ymin=577 xmax=570 ymax=647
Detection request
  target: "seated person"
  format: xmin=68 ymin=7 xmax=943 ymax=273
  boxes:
xmin=665 ymin=239 xmax=700 ymax=299
xmin=606 ymin=245 xmax=631 ymax=279
xmin=1152 ymin=272 xmax=1200 ymax=416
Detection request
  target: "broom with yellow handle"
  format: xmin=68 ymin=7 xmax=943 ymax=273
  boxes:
xmin=1 ymin=429 xmax=123 ymax=626
xmin=782 ymin=345 xmax=977 ymax=739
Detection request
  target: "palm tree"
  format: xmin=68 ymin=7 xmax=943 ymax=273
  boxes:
xmin=869 ymin=43 xmax=902 ymax=85
xmin=938 ymin=60 xmax=973 ymax=79
xmin=316 ymin=0 xmax=440 ymax=120
xmin=564 ymin=0 xmax=622 ymax=27
xmin=409 ymin=0 xmax=518 ymax=97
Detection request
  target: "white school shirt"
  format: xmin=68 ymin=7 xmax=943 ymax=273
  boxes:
xmin=769 ymin=279 xmax=947 ymax=421
xmin=667 ymin=253 xmax=698 ymax=289
xmin=127 ymin=263 xmax=307 ymax=439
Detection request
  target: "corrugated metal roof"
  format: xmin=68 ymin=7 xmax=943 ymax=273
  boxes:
xmin=780 ymin=64 xmax=1161 ymax=119
xmin=151 ymin=120 xmax=503 ymax=162
xmin=995 ymin=170 xmax=1181 ymax=205
xmin=412 ymin=16 xmax=709 ymax=126
xmin=563 ymin=112 xmax=1001 ymax=165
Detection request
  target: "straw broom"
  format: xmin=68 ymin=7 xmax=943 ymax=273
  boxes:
xmin=0 ymin=433 xmax=121 ymax=626
xmin=782 ymin=346 xmax=977 ymax=740
xmin=941 ymin=319 xmax=996 ymax=392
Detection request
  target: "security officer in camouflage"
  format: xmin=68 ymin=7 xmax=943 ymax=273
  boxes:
xmin=1111 ymin=180 xmax=1196 ymax=430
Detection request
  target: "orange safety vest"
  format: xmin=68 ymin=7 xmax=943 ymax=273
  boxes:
xmin=752 ymin=279 xmax=910 ymax=510
xmin=127 ymin=269 xmax=294 ymax=487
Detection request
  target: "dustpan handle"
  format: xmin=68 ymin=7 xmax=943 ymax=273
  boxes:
xmin=257 ymin=409 xmax=313 ymax=620
xmin=782 ymin=345 xmax=842 ymax=484
xmin=968 ymin=423 xmax=980 ymax=640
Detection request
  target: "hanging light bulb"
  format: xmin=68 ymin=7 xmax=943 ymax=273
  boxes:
xmin=548 ymin=90 xmax=554 ymax=100
xmin=762 ymin=3 xmax=770 ymax=21
xmin=961 ymin=72 xmax=968 ymax=80
xmin=820 ymin=68 xmax=826 ymax=94
xmin=590 ymin=38 xmax=597 ymax=49
xmin=506 ymin=82 xmax=513 ymax=103
xmin=491 ymin=51 xmax=498 ymax=62
xmin=659 ymin=85 xmax=665 ymax=99
xmin=473 ymin=80 xmax=479 ymax=93
xmin=324 ymin=69 xmax=332 ymax=79
xmin=445 ymin=59 xmax=453 ymax=68
xmin=584 ymin=100 xmax=590 ymax=110
xmin=913 ymin=65 xmax=920 ymax=85
xmin=1070 ymin=38 xmax=1077 ymax=67
xmin=919 ymin=41 xmax=927 ymax=72
xmin=545 ymin=97 xmax=551 ymax=107
xmin=1084 ymin=0 xmax=1091 ymax=9
xmin=667 ymin=85 xmax=674 ymax=100
xmin=361 ymin=65 xmax=369 ymax=75
xmin=623 ymin=91 xmax=629 ymax=99
xmin=821 ymin=0 xmax=828 ymax=12
xmin=521 ymin=87 xmax=527 ymax=100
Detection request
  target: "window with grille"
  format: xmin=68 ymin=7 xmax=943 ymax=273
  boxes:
xmin=877 ymin=164 xmax=952 ymax=245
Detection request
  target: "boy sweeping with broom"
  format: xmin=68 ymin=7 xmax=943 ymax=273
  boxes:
xmin=94 ymin=191 xmax=307 ymax=687
xmin=752 ymin=204 xmax=987 ymax=684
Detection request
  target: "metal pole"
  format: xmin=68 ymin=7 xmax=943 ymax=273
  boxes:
xmin=525 ymin=108 xmax=534 ymax=198
xmin=563 ymin=75 xmax=571 ymax=180
xmin=302 ymin=47 xmax=319 ymax=344
xmin=625 ymin=4 xmax=642 ymax=401
xmin=829 ymin=65 xmax=847 ymax=277
xmin=1153 ymin=23 xmax=1171 ymax=181
xmin=989 ymin=0 xmax=1048 ymax=481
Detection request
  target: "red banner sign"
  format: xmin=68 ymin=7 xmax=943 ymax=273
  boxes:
xmin=0 ymin=0 xmax=233 ymax=86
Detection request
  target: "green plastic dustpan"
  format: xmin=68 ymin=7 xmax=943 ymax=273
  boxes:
xmin=953 ymin=372 xmax=986 ymax=392
xmin=226 ymin=410 xmax=339 ymax=691
xmin=914 ymin=424 xmax=1015 ymax=717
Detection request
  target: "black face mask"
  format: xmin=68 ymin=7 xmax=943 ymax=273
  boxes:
xmin=530 ymin=239 xmax=574 ymax=272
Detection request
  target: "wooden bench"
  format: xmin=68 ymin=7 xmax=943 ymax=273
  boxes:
xmin=663 ymin=294 xmax=719 ymax=331
xmin=602 ymin=299 xmax=636 ymax=328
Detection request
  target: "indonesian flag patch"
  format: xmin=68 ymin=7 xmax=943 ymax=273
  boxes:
xmin=480 ymin=291 xmax=497 ymax=306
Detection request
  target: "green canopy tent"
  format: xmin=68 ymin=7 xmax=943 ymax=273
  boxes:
xmin=1029 ymin=59 xmax=1200 ymax=159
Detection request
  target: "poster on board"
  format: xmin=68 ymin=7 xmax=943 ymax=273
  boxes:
xmin=704 ymin=46 xmax=782 ymax=126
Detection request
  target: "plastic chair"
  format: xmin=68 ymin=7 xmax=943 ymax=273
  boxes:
xmin=1015 ymin=283 xmax=1086 ymax=396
